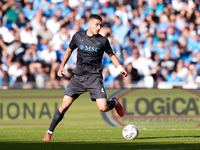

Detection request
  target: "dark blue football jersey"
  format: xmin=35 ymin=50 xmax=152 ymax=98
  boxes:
xmin=69 ymin=31 xmax=114 ymax=77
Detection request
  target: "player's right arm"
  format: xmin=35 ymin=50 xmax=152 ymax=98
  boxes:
xmin=57 ymin=47 xmax=73 ymax=77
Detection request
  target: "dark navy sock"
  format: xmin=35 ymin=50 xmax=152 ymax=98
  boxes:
xmin=107 ymin=100 xmax=116 ymax=110
xmin=48 ymin=109 xmax=64 ymax=133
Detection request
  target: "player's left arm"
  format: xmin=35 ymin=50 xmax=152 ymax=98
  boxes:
xmin=108 ymin=52 xmax=128 ymax=77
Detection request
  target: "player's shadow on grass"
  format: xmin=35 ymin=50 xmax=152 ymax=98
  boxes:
xmin=1 ymin=142 xmax=200 ymax=150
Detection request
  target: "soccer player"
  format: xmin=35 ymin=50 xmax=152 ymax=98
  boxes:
xmin=43 ymin=14 xmax=127 ymax=141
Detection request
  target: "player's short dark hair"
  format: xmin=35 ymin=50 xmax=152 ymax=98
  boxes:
xmin=89 ymin=14 xmax=102 ymax=22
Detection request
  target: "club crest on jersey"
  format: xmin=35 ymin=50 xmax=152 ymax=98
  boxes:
xmin=79 ymin=44 xmax=84 ymax=50
xmin=96 ymin=41 xmax=101 ymax=46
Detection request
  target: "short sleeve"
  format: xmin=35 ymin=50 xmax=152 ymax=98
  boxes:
xmin=69 ymin=33 xmax=77 ymax=50
xmin=104 ymin=38 xmax=114 ymax=54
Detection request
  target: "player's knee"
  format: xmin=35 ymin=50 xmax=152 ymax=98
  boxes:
xmin=99 ymin=106 xmax=108 ymax=112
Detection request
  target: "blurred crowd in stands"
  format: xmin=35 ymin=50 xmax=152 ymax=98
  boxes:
xmin=0 ymin=0 xmax=200 ymax=89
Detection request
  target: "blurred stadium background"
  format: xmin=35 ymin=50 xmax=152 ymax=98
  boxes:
xmin=1 ymin=0 xmax=200 ymax=90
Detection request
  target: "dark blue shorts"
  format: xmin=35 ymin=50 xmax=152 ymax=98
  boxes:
xmin=64 ymin=74 xmax=107 ymax=101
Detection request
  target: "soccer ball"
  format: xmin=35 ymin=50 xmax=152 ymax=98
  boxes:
xmin=122 ymin=124 xmax=139 ymax=140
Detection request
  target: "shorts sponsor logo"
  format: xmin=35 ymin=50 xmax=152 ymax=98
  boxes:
xmin=101 ymin=89 xmax=200 ymax=127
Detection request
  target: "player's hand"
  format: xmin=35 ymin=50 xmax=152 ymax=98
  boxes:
xmin=57 ymin=68 xmax=65 ymax=77
xmin=117 ymin=65 xmax=128 ymax=77
xmin=120 ymin=69 xmax=128 ymax=77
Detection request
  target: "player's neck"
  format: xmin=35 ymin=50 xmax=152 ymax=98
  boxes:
xmin=86 ymin=30 xmax=94 ymax=37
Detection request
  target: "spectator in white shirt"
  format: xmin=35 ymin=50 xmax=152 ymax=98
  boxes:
xmin=40 ymin=42 xmax=57 ymax=65
xmin=19 ymin=22 xmax=38 ymax=46
xmin=0 ymin=20 xmax=14 ymax=44
xmin=124 ymin=48 xmax=154 ymax=87
xmin=46 ymin=14 xmax=61 ymax=34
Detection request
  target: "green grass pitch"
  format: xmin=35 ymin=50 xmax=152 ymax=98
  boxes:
xmin=0 ymin=89 xmax=200 ymax=150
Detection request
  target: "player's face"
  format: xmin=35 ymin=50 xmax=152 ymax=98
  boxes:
xmin=88 ymin=19 xmax=102 ymax=35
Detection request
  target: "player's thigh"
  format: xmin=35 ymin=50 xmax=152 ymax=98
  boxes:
xmin=64 ymin=74 xmax=86 ymax=99
xmin=96 ymin=98 xmax=109 ymax=112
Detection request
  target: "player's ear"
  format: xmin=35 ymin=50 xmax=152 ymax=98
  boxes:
xmin=88 ymin=20 xmax=92 ymax=27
